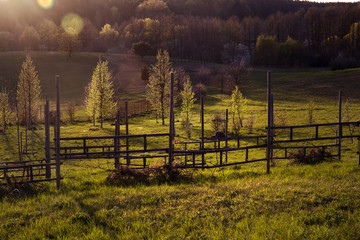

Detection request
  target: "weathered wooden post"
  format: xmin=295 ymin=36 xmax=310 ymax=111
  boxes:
xmin=55 ymin=75 xmax=61 ymax=190
xmin=114 ymin=110 xmax=120 ymax=168
xmin=168 ymin=73 xmax=175 ymax=168
xmin=225 ymin=109 xmax=228 ymax=163
xmin=266 ymin=71 xmax=272 ymax=174
xmin=44 ymin=99 xmax=51 ymax=178
xmin=358 ymin=125 xmax=360 ymax=166
xmin=338 ymin=90 xmax=342 ymax=161
xmin=201 ymin=96 xmax=205 ymax=168
xmin=20 ymin=132 xmax=23 ymax=156
xmin=270 ymin=93 xmax=274 ymax=163
xmin=16 ymin=104 xmax=22 ymax=161
xmin=125 ymin=100 xmax=129 ymax=166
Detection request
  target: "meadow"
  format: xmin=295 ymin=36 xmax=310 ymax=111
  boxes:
xmin=1 ymin=52 xmax=360 ymax=239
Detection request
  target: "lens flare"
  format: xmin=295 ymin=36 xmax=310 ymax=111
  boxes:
xmin=61 ymin=13 xmax=84 ymax=35
xmin=37 ymin=0 xmax=54 ymax=9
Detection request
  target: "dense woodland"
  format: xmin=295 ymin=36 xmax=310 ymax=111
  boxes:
xmin=1 ymin=0 xmax=360 ymax=68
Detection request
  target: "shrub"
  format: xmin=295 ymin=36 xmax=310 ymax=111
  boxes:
xmin=0 ymin=177 xmax=46 ymax=199
xmin=210 ymin=114 xmax=225 ymax=134
xmin=106 ymin=166 xmax=148 ymax=186
xmin=106 ymin=162 xmax=192 ymax=186
xmin=193 ymin=83 xmax=207 ymax=99
xmin=288 ymin=148 xmax=333 ymax=165
xmin=329 ymin=56 xmax=360 ymax=70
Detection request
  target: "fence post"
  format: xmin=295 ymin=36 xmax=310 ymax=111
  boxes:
xmin=358 ymin=125 xmax=360 ymax=166
xmin=266 ymin=71 xmax=272 ymax=174
xmin=338 ymin=90 xmax=342 ymax=161
xmin=168 ymin=73 xmax=175 ymax=168
xmin=45 ymin=99 xmax=51 ymax=178
xmin=114 ymin=111 xmax=120 ymax=168
xmin=201 ymin=96 xmax=205 ymax=169
xmin=125 ymin=100 xmax=129 ymax=166
xmin=225 ymin=109 xmax=228 ymax=163
xmin=270 ymin=93 xmax=274 ymax=163
xmin=55 ymin=75 xmax=61 ymax=190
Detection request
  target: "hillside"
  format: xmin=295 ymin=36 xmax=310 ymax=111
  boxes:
xmin=0 ymin=52 xmax=147 ymax=103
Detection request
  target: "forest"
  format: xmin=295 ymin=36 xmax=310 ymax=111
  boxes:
xmin=1 ymin=0 xmax=360 ymax=69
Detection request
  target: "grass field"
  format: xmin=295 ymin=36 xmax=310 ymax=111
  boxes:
xmin=1 ymin=52 xmax=360 ymax=239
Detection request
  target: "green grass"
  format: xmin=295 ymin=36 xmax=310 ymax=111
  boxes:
xmin=0 ymin=51 xmax=148 ymax=103
xmin=1 ymin=52 xmax=360 ymax=239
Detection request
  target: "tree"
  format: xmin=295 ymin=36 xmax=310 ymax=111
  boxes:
xmin=99 ymin=24 xmax=119 ymax=49
xmin=131 ymin=41 xmax=152 ymax=58
xmin=85 ymin=60 xmax=116 ymax=129
xmin=38 ymin=19 xmax=59 ymax=50
xmin=146 ymin=49 xmax=173 ymax=125
xmin=0 ymin=31 xmax=14 ymax=51
xmin=221 ymin=42 xmax=250 ymax=65
xmin=197 ymin=65 xmax=211 ymax=84
xmin=180 ymin=77 xmax=195 ymax=138
xmin=0 ymin=88 xmax=11 ymax=133
xmin=230 ymin=86 xmax=247 ymax=136
xmin=345 ymin=21 xmax=360 ymax=55
xmin=16 ymin=55 xmax=41 ymax=129
xmin=278 ymin=37 xmax=305 ymax=66
xmin=79 ymin=18 xmax=99 ymax=51
xmin=254 ymin=34 xmax=279 ymax=65
xmin=135 ymin=0 xmax=170 ymax=19
xmin=141 ymin=65 xmax=150 ymax=83
xmin=228 ymin=58 xmax=252 ymax=91
xmin=174 ymin=66 xmax=189 ymax=105
xmin=20 ymin=26 xmax=40 ymax=51
xmin=58 ymin=32 xmax=81 ymax=60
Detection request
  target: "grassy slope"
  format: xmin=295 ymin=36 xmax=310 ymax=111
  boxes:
xmin=1 ymin=53 xmax=360 ymax=239
xmin=0 ymin=51 xmax=147 ymax=103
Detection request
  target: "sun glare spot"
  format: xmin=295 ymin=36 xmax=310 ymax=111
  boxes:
xmin=37 ymin=0 xmax=54 ymax=9
xmin=61 ymin=13 xmax=84 ymax=35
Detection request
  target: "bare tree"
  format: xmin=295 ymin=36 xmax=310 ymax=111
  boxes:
xmin=228 ymin=58 xmax=252 ymax=91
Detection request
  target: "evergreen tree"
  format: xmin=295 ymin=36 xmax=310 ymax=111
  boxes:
xmin=180 ymin=77 xmax=195 ymax=138
xmin=0 ymin=88 xmax=11 ymax=133
xmin=85 ymin=60 xmax=116 ymax=128
xmin=146 ymin=49 xmax=173 ymax=125
xmin=230 ymin=86 xmax=247 ymax=136
xmin=16 ymin=55 xmax=41 ymax=129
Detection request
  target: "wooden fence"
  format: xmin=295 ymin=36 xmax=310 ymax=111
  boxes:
xmin=0 ymin=160 xmax=59 ymax=185
xmin=2 ymin=73 xmax=360 ymax=189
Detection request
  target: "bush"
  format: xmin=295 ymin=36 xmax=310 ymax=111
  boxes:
xmin=193 ymin=83 xmax=207 ymax=99
xmin=106 ymin=162 xmax=192 ymax=186
xmin=106 ymin=166 xmax=149 ymax=186
xmin=210 ymin=114 xmax=225 ymax=134
xmin=288 ymin=148 xmax=333 ymax=165
xmin=0 ymin=178 xmax=46 ymax=199
xmin=329 ymin=56 xmax=360 ymax=70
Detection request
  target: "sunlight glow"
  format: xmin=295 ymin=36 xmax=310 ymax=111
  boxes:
xmin=61 ymin=13 xmax=84 ymax=35
xmin=37 ymin=0 xmax=54 ymax=9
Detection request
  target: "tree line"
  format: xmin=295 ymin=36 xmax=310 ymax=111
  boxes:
xmin=1 ymin=0 xmax=360 ymax=68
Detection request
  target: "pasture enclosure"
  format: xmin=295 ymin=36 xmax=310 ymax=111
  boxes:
xmin=2 ymin=72 xmax=360 ymax=189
